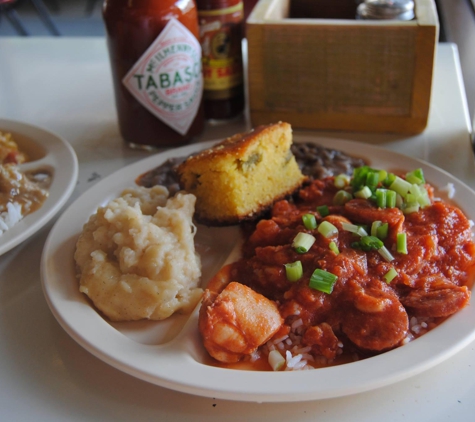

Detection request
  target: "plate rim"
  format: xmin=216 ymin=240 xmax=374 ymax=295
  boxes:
xmin=0 ymin=118 xmax=78 ymax=255
xmin=41 ymin=135 xmax=475 ymax=402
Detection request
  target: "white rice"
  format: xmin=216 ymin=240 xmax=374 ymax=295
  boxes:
xmin=258 ymin=316 xmax=346 ymax=371
xmin=272 ymin=334 xmax=289 ymax=345
xmin=402 ymin=315 xmax=433 ymax=344
xmin=260 ymin=313 xmax=435 ymax=370
xmin=0 ymin=202 xmax=23 ymax=236
xmin=435 ymin=182 xmax=456 ymax=200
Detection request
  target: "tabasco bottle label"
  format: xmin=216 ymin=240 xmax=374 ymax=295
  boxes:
xmin=123 ymin=19 xmax=203 ymax=136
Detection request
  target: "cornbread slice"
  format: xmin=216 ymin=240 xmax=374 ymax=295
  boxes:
xmin=177 ymin=122 xmax=306 ymax=225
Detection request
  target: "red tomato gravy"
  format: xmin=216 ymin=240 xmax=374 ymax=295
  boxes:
xmin=206 ymin=177 xmax=475 ymax=371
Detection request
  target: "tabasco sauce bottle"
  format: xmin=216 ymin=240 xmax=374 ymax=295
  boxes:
xmin=103 ymin=0 xmax=204 ymax=149
xmin=196 ymin=0 xmax=245 ymax=121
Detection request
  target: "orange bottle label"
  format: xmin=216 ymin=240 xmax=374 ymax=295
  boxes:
xmin=198 ymin=3 xmax=244 ymax=100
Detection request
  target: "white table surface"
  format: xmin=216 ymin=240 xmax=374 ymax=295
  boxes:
xmin=0 ymin=38 xmax=474 ymax=421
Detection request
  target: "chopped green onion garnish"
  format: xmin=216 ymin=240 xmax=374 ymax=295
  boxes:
xmin=329 ymin=241 xmax=339 ymax=255
xmin=418 ymin=187 xmax=431 ymax=208
xmin=362 ymin=235 xmax=384 ymax=250
xmin=395 ymin=193 xmax=404 ymax=208
xmin=397 ymin=232 xmax=408 ymax=254
xmin=386 ymin=190 xmax=396 ymax=208
xmin=406 ymin=183 xmax=431 ymax=208
xmin=333 ymin=190 xmax=353 ymax=205
xmin=292 ymin=232 xmax=316 ymax=253
xmin=384 ymin=267 xmax=398 ymax=283
xmin=376 ymin=222 xmax=389 ymax=240
xmin=405 ymin=173 xmax=423 ymax=185
xmin=309 ymin=269 xmax=338 ymax=294
xmin=371 ymin=220 xmax=382 ymax=237
xmin=284 ymin=260 xmax=303 ymax=282
xmin=318 ymin=221 xmax=339 ymax=238
xmin=378 ymin=170 xmax=388 ymax=184
xmin=375 ymin=188 xmax=387 ymax=208
xmin=406 ymin=168 xmax=425 ymax=185
xmin=354 ymin=186 xmax=372 ymax=199
xmin=351 ymin=166 xmax=370 ymax=190
xmin=334 ymin=174 xmax=351 ymax=189
xmin=341 ymin=222 xmax=368 ymax=237
xmin=409 ymin=183 xmax=421 ymax=196
xmin=378 ymin=245 xmax=395 ymax=262
xmin=268 ymin=350 xmax=285 ymax=371
xmin=402 ymin=201 xmax=420 ymax=214
xmin=302 ymin=213 xmax=317 ymax=230
xmin=366 ymin=171 xmax=379 ymax=190
xmin=383 ymin=173 xmax=397 ymax=187
xmin=406 ymin=192 xmax=418 ymax=204
xmin=389 ymin=176 xmax=412 ymax=198
xmin=353 ymin=235 xmax=384 ymax=251
xmin=317 ymin=205 xmax=330 ymax=217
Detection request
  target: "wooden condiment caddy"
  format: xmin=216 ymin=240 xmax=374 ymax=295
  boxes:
xmin=247 ymin=0 xmax=439 ymax=134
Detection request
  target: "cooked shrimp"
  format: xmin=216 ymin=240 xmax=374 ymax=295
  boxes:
xmin=199 ymin=282 xmax=283 ymax=363
xmin=206 ymin=263 xmax=233 ymax=294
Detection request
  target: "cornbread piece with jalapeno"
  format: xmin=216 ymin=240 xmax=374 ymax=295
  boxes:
xmin=177 ymin=122 xmax=306 ymax=226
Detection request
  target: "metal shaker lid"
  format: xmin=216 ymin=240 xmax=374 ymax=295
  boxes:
xmin=356 ymin=0 xmax=415 ymax=21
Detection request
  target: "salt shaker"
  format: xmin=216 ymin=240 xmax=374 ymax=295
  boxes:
xmin=356 ymin=0 xmax=415 ymax=21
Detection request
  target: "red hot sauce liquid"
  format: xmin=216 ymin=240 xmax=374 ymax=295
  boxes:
xmin=103 ymin=0 xmax=204 ymax=148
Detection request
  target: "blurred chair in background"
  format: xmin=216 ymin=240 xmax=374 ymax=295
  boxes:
xmin=0 ymin=0 xmax=29 ymax=35
xmin=30 ymin=0 xmax=60 ymax=35
xmin=0 ymin=0 xmax=60 ymax=35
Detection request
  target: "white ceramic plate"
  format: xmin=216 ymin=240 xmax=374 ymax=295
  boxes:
xmin=41 ymin=135 xmax=475 ymax=402
xmin=0 ymin=119 xmax=78 ymax=256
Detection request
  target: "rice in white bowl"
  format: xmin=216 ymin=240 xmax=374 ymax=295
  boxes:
xmin=0 ymin=202 xmax=23 ymax=235
xmin=0 ymin=164 xmax=49 ymax=238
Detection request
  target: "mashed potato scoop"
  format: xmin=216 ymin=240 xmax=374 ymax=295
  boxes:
xmin=74 ymin=185 xmax=203 ymax=322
